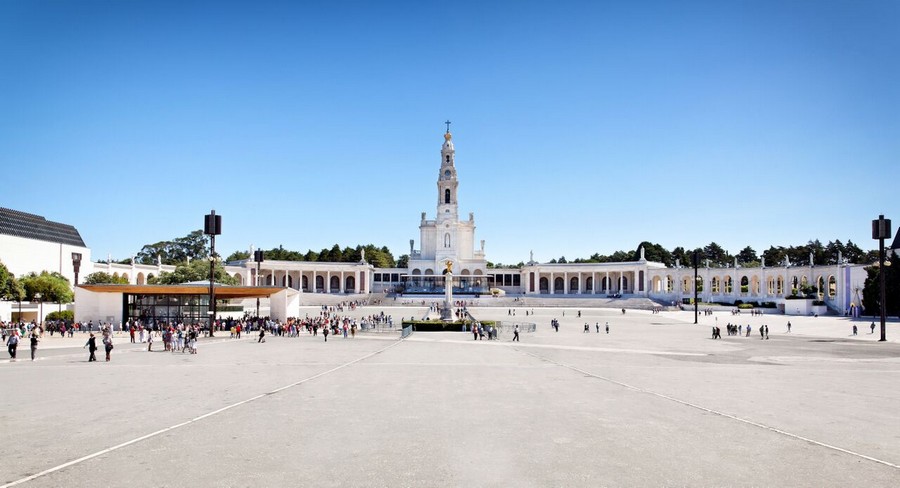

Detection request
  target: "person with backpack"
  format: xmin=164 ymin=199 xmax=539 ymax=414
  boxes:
xmin=7 ymin=331 xmax=19 ymax=360
xmin=84 ymin=333 xmax=97 ymax=362
xmin=30 ymin=333 xmax=39 ymax=361
xmin=103 ymin=334 xmax=114 ymax=361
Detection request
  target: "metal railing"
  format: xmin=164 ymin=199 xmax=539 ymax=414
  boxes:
xmin=400 ymin=325 xmax=413 ymax=339
xmin=494 ymin=321 xmax=537 ymax=333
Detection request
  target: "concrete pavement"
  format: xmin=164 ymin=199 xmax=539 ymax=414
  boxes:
xmin=2 ymin=307 xmax=899 ymax=487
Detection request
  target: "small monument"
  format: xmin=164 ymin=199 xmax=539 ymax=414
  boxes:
xmin=441 ymin=259 xmax=454 ymax=321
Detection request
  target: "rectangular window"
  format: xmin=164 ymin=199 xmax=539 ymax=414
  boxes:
xmin=513 ymin=275 xmax=521 ymax=286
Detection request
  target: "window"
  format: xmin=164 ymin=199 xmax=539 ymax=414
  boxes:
xmin=444 ymin=189 xmax=450 ymax=204
xmin=445 ymin=155 xmax=450 ymax=163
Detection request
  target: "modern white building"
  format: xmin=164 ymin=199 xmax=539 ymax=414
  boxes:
xmin=0 ymin=207 xmax=90 ymax=286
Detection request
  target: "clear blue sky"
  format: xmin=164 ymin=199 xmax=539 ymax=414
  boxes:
xmin=1 ymin=1 xmax=897 ymax=265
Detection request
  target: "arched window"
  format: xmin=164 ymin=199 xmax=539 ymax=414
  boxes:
xmin=444 ymin=189 xmax=450 ymax=204
xmin=446 ymin=155 xmax=450 ymax=163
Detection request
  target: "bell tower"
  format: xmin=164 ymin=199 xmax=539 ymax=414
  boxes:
xmin=437 ymin=120 xmax=459 ymax=224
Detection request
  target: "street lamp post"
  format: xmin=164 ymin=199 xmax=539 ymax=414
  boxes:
xmin=35 ymin=292 xmax=43 ymax=328
xmin=692 ymin=251 xmax=699 ymax=324
xmin=72 ymin=252 xmax=82 ymax=286
xmin=204 ymin=210 xmax=222 ymax=337
xmin=254 ymin=249 xmax=264 ymax=318
xmin=872 ymin=215 xmax=892 ymax=342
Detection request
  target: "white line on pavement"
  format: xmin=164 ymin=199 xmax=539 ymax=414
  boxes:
xmin=0 ymin=339 xmax=404 ymax=488
xmin=521 ymin=349 xmax=900 ymax=471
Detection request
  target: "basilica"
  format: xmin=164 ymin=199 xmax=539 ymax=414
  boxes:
xmin=0 ymin=128 xmax=874 ymax=324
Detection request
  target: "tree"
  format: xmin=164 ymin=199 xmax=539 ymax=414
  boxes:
xmin=136 ymin=230 xmax=209 ymax=265
xmin=0 ymin=260 xmax=25 ymax=302
xmin=226 ymin=250 xmax=250 ymax=262
xmin=83 ymin=272 xmax=129 ymax=285
xmin=737 ymin=246 xmax=759 ymax=265
xmin=762 ymin=246 xmax=787 ymax=266
xmin=702 ymin=242 xmax=731 ymax=267
xmin=396 ymin=254 xmax=409 ymax=268
xmin=155 ymin=259 xmax=238 ymax=285
xmin=19 ymin=271 xmax=73 ymax=304
xmin=637 ymin=241 xmax=673 ymax=266
xmin=862 ymin=254 xmax=899 ymax=317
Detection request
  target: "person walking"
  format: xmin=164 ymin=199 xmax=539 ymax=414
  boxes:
xmin=84 ymin=333 xmax=97 ymax=362
xmin=870 ymin=322 xmax=876 ymax=334
xmin=258 ymin=327 xmax=266 ymax=343
xmin=147 ymin=332 xmax=154 ymax=351
xmin=103 ymin=335 xmax=114 ymax=361
xmin=786 ymin=321 xmax=792 ymax=333
xmin=472 ymin=324 xmax=478 ymax=341
xmin=7 ymin=331 xmax=19 ymax=361
xmin=583 ymin=323 xmax=589 ymax=333
xmin=764 ymin=324 xmax=769 ymax=340
xmin=605 ymin=322 xmax=609 ymax=334
xmin=759 ymin=325 xmax=765 ymax=339
xmin=30 ymin=333 xmax=39 ymax=361
xmin=852 ymin=324 xmax=858 ymax=336
xmin=323 ymin=326 xmax=329 ymax=342
xmin=595 ymin=322 xmax=599 ymax=333
xmin=513 ymin=324 xmax=520 ymax=342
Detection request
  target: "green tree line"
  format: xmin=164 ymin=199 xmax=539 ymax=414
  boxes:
xmin=550 ymin=239 xmax=874 ymax=268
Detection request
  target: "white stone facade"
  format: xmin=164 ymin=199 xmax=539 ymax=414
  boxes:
xmin=407 ymin=130 xmax=487 ymax=279
xmin=0 ymin=234 xmax=90 ymax=286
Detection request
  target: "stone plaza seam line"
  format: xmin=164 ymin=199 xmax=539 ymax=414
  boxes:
xmin=518 ymin=349 xmax=900 ymax=471
xmin=0 ymin=340 xmax=404 ymax=488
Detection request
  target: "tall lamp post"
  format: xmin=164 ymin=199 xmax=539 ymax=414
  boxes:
xmin=872 ymin=214 xmax=891 ymax=342
xmin=692 ymin=251 xmax=699 ymax=324
xmin=72 ymin=252 xmax=82 ymax=286
xmin=205 ymin=210 xmax=222 ymax=337
xmin=35 ymin=292 xmax=43 ymax=328
xmin=254 ymin=249 xmax=264 ymax=318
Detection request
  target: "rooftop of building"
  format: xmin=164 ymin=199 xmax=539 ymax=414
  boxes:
xmin=0 ymin=207 xmax=86 ymax=247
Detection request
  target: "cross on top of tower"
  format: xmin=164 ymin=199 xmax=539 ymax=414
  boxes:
xmin=444 ymin=120 xmax=451 ymax=133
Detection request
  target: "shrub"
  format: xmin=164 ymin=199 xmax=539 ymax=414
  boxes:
xmin=46 ymin=310 xmax=74 ymax=322
xmin=401 ymin=320 xmax=495 ymax=332
xmin=737 ymin=303 xmax=754 ymax=309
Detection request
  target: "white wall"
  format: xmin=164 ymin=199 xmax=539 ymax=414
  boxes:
xmin=0 ymin=301 xmax=11 ymax=322
xmin=74 ymin=287 xmax=123 ymax=325
xmin=0 ymin=234 xmax=91 ymax=284
xmin=270 ymin=288 xmax=300 ymax=322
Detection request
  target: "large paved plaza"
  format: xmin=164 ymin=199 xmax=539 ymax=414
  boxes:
xmin=2 ymin=307 xmax=899 ymax=487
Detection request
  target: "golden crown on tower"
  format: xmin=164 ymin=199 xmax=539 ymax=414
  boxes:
xmin=444 ymin=131 xmax=452 ymax=141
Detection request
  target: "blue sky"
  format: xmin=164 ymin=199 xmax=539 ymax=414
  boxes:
xmin=1 ymin=0 xmax=897 ymax=265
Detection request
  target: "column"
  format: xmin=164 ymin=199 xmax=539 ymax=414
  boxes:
xmin=592 ymin=272 xmax=597 ymax=294
xmin=297 ymin=269 xmax=303 ymax=293
xmin=355 ymin=271 xmax=360 ymax=293
xmin=311 ymin=271 xmax=316 ymax=293
xmin=550 ymin=272 xmax=554 ymax=294
xmin=605 ymin=272 xmax=610 ymax=293
xmin=326 ymin=271 xmax=331 ymax=293
xmin=563 ymin=272 xmax=569 ymax=294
